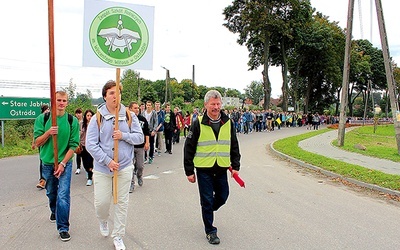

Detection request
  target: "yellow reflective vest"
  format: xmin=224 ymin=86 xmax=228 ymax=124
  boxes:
xmin=193 ymin=116 xmax=231 ymax=168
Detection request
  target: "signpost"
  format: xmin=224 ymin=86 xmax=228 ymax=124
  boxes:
xmin=0 ymin=97 xmax=50 ymax=120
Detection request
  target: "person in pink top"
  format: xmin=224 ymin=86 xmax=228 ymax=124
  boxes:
xmin=183 ymin=110 xmax=191 ymax=138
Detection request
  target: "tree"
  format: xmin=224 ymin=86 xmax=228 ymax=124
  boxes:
xmin=347 ymin=40 xmax=372 ymax=117
xmin=244 ymin=81 xmax=263 ymax=105
xmin=224 ymin=0 xmax=277 ymax=108
xmin=62 ymin=78 xmax=77 ymax=102
xmin=171 ymin=97 xmax=184 ymax=109
xmin=180 ymin=79 xmax=196 ymax=102
xmin=269 ymin=0 xmax=313 ymax=111
xmin=121 ymin=69 xmax=139 ymax=105
xmin=62 ymin=78 xmax=93 ymax=113
xmin=197 ymin=85 xmax=209 ymax=100
xmin=225 ymin=88 xmax=241 ymax=98
xmin=288 ymin=13 xmax=345 ymax=113
xmin=394 ymin=65 xmax=400 ymax=111
xmin=170 ymin=79 xmax=184 ymax=101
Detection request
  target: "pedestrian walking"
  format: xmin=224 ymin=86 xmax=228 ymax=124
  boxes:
xmin=128 ymin=101 xmax=150 ymax=192
xmin=80 ymin=109 xmax=95 ymax=186
xmin=34 ymin=104 xmax=50 ymax=189
xmin=85 ymin=80 xmax=143 ymax=250
xmin=154 ymin=101 xmax=165 ymax=156
xmin=74 ymin=108 xmax=83 ymax=174
xmin=163 ymin=103 xmax=176 ymax=154
xmin=33 ymin=90 xmax=80 ymax=242
xmin=173 ymin=107 xmax=184 ymax=143
xmin=183 ymin=110 xmax=191 ymax=138
xmin=184 ymin=89 xmax=241 ymax=245
xmin=141 ymin=100 xmax=158 ymax=164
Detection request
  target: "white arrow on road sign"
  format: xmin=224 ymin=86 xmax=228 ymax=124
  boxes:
xmin=1 ymin=101 xmax=9 ymax=105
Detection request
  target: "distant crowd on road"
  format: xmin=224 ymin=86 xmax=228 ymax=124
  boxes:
xmin=225 ymin=108 xmax=332 ymax=133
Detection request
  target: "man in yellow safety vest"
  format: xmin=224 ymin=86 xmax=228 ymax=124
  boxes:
xmin=184 ymin=89 xmax=241 ymax=245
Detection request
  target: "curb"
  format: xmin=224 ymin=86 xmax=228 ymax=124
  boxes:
xmin=269 ymin=140 xmax=400 ymax=197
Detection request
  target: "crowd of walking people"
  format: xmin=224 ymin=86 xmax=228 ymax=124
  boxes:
xmin=31 ymin=82 xmax=207 ymax=249
xmin=32 ymin=83 xmax=339 ymax=249
xmin=226 ymin=108 xmax=331 ymax=134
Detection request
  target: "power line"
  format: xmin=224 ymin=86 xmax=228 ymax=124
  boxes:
xmin=0 ymin=79 xmax=102 ymax=92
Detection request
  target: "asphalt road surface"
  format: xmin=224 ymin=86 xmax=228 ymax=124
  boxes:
xmin=1 ymin=127 xmax=400 ymax=249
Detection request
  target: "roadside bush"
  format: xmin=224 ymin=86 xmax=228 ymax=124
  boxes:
xmin=2 ymin=120 xmax=34 ymax=147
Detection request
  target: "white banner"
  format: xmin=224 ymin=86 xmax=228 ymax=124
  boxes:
xmin=83 ymin=0 xmax=154 ymax=70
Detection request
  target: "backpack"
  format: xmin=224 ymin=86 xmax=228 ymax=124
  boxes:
xmin=43 ymin=112 xmax=73 ymax=128
xmin=95 ymin=110 xmax=132 ymax=129
xmin=43 ymin=112 xmax=80 ymax=153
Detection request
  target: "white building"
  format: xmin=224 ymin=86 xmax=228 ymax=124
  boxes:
xmin=222 ymin=96 xmax=241 ymax=109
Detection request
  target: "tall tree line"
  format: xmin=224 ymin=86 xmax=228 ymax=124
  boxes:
xmin=224 ymin=0 xmax=398 ymax=116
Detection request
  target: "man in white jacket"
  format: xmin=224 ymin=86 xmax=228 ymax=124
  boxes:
xmin=86 ymin=80 xmax=144 ymax=250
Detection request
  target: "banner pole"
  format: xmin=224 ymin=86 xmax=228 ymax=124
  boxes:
xmin=47 ymin=0 xmax=58 ymax=170
xmin=113 ymin=68 xmax=121 ymax=204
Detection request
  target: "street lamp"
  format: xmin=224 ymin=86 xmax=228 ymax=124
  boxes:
xmin=137 ymin=72 xmax=141 ymax=104
xmin=161 ymin=66 xmax=169 ymax=104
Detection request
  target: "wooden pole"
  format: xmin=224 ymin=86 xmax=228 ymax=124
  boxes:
xmin=338 ymin=0 xmax=355 ymax=146
xmin=375 ymin=0 xmax=400 ymax=154
xmin=113 ymin=68 xmax=121 ymax=204
xmin=47 ymin=0 xmax=58 ymax=169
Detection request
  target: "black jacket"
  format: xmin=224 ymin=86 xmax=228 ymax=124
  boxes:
xmin=163 ymin=110 xmax=176 ymax=132
xmin=137 ymin=114 xmax=150 ymax=148
xmin=183 ymin=111 xmax=241 ymax=176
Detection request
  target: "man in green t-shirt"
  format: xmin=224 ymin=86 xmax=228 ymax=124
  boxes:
xmin=34 ymin=91 xmax=80 ymax=242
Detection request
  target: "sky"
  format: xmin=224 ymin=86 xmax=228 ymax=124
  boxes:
xmin=0 ymin=0 xmax=398 ymax=99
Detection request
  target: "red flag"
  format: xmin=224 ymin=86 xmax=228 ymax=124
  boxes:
xmin=229 ymin=167 xmax=245 ymax=188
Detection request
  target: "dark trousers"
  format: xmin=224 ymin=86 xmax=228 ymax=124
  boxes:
xmin=244 ymin=121 xmax=250 ymax=134
xmin=39 ymin=159 xmax=44 ymax=180
xmin=164 ymin=130 xmax=173 ymax=152
xmin=149 ymin=135 xmax=155 ymax=158
xmin=196 ymin=169 xmax=229 ymax=234
xmin=81 ymin=146 xmax=93 ymax=180
xmin=76 ymin=152 xmax=82 ymax=169
xmin=173 ymin=129 xmax=181 ymax=143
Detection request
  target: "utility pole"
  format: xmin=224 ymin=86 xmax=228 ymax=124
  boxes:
xmin=161 ymin=66 xmax=169 ymax=104
xmin=192 ymin=65 xmax=195 ymax=102
xmin=375 ymin=0 xmax=400 ymax=153
xmin=137 ymin=72 xmax=141 ymax=104
xmin=338 ymin=0 xmax=399 ymax=153
xmin=338 ymin=0 xmax=355 ymax=146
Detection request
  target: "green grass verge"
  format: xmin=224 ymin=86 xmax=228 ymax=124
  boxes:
xmin=332 ymin=125 xmax=400 ymax=162
xmin=273 ymin=128 xmax=400 ymax=191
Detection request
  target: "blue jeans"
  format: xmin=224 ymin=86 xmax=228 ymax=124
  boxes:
xmin=196 ymin=170 xmax=229 ymax=234
xmin=42 ymin=161 xmax=72 ymax=233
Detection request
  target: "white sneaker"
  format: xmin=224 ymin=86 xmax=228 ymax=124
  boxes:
xmin=113 ymin=237 xmax=126 ymax=250
xmin=99 ymin=221 xmax=109 ymax=237
xmin=86 ymin=179 xmax=93 ymax=186
xmin=75 ymin=168 xmax=81 ymax=174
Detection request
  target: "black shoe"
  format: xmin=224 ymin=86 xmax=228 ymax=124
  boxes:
xmin=138 ymin=177 xmax=143 ymax=187
xmin=59 ymin=231 xmax=71 ymax=242
xmin=168 ymin=151 xmax=172 ymax=154
xmin=50 ymin=213 xmax=56 ymax=223
xmin=206 ymin=232 xmax=220 ymax=245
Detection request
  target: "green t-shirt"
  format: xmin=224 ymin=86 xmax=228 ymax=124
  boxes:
xmin=34 ymin=113 xmax=80 ymax=165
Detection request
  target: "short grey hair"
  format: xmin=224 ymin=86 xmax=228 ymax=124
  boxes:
xmin=204 ymin=90 xmax=222 ymax=103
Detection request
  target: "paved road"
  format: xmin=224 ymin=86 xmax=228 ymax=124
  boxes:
xmin=1 ymin=127 xmax=400 ymax=249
